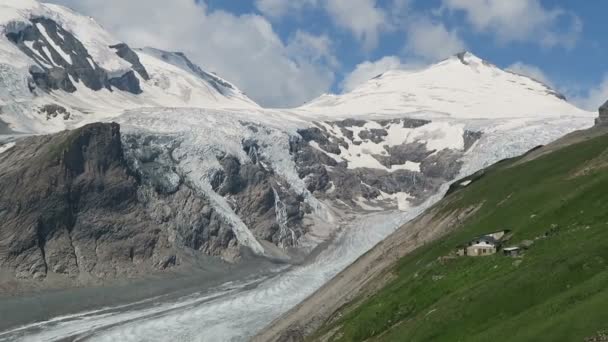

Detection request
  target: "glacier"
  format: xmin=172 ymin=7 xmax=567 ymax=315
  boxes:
xmin=0 ymin=1 xmax=598 ymax=341
xmin=0 ymin=115 xmax=593 ymax=342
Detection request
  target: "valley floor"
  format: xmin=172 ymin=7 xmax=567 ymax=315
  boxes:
xmin=0 ymin=210 xmax=427 ymax=342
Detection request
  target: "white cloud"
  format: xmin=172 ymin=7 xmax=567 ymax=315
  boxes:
xmin=46 ymin=0 xmax=335 ymax=108
xmin=571 ymin=75 xmax=608 ymax=111
xmin=287 ymin=30 xmax=338 ymax=68
xmin=442 ymin=0 xmax=582 ymax=48
xmin=405 ymin=18 xmax=466 ymax=61
xmin=255 ymin=0 xmax=318 ymax=19
xmin=506 ymin=62 xmax=555 ymax=88
xmin=340 ymin=56 xmax=422 ymax=92
xmin=255 ymin=0 xmax=390 ymax=50
xmin=324 ymin=0 xmax=389 ymax=50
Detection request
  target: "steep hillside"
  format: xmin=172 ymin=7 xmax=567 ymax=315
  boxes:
xmin=259 ymin=125 xmax=608 ymax=342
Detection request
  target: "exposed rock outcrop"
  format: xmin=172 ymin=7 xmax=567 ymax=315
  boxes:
xmin=110 ymin=43 xmax=150 ymax=81
xmin=37 ymin=103 xmax=71 ymax=120
xmin=596 ymin=100 xmax=608 ymax=126
xmin=291 ymin=119 xmax=482 ymax=210
xmin=0 ymin=123 xmax=247 ymax=281
xmin=6 ymin=18 xmax=143 ymax=95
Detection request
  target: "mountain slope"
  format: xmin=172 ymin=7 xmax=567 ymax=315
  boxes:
xmin=0 ymin=0 xmax=258 ymax=134
xmin=258 ymin=124 xmax=608 ymax=342
xmin=0 ymin=1 xmax=602 ymax=339
xmin=0 ymin=0 xmax=594 ymax=289
xmin=296 ymin=52 xmax=591 ymax=120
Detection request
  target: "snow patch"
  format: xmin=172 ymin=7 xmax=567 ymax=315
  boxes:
xmin=0 ymin=142 xmax=15 ymax=154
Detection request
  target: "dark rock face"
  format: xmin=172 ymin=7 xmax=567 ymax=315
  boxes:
xmin=220 ymin=152 xmax=307 ymax=247
xmin=464 ymin=130 xmax=483 ymax=151
xmin=108 ymin=70 xmax=143 ymax=94
xmin=374 ymin=142 xmax=433 ymax=167
xmin=37 ymin=104 xmax=71 ymax=120
xmin=0 ymin=123 xmax=244 ymax=281
xmin=110 ymin=43 xmax=150 ymax=81
xmin=292 ymin=119 xmax=482 ymax=209
xmin=5 ymin=18 xmax=143 ymax=95
xmin=596 ymin=100 xmax=608 ymax=126
xmin=125 ymin=132 xmax=309 ymax=250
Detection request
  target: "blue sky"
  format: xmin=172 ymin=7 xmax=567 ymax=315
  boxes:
xmin=51 ymin=0 xmax=608 ymax=110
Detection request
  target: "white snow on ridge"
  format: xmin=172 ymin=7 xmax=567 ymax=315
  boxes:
xmin=135 ymin=50 xmax=258 ymax=110
xmin=297 ymin=52 xmax=593 ymax=120
xmin=0 ymin=0 xmax=129 ymax=72
xmin=0 ymin=0 xmax=263 ymax=134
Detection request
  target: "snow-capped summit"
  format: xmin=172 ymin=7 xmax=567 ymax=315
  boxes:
xmin=297 ymin=51 xmax=591 ymax=120
xmin=0 ymin=0 xmax=259 ymax=134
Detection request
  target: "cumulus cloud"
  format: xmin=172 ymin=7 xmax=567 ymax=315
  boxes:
xmin=442 ymin=0 xmax=582 ymax=48
xmin=506 ymin=62 xmax=555 ymax=88
xmin=256 ymin=0 xmax=391 ymax=51
xmin=571 ymin=75 xmax=608 ymax=111
xmin=287 ymin=30 xmax=338 ymax=68
xmin=255 ymin=0 xmax=318 ymax=19
xmin=324 ymin=0 xmax=389 ymax=50
xmin=405 ymin=18 xmax=466 ymax=61
xmin=46 ymin=0 xmax=335 ymax=108
xmin=340 ymin=56 xmax=423 ymax=92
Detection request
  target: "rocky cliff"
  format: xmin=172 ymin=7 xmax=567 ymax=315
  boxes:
xmin=0 ymin=123 xmax=251 ymax=281
xmin=0 ymin=116 xmax=486 ymax=284
xmin=596 ymin=100 xmax=608 ymax=126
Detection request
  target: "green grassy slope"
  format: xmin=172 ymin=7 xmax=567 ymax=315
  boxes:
xmin=314 ymin=131 xmax=608 ymax=342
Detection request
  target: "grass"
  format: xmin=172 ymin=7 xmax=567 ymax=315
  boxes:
xmin=314 ymin=132 xmax=608 ymax=342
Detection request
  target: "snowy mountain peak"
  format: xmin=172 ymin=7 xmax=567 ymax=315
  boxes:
xmin=0 ymin=0 xmax=259 ymax=134
xmin=297 ymin=51 xmax=591 ymax=120
xmin=451 ymin=51 xmax=487 ymax=66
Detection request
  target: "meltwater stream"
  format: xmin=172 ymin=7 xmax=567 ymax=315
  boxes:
xmin=0 ymin=204 xmax=435 ymax=342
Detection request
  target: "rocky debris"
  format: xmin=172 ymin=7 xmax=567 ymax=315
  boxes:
xmin=6 ymin=18 xmax=143 ymax=95
xmin=38 ymin=104 xmax=71 ymax=120
xmin=596 ymin=100 xmax=608 ymax=126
